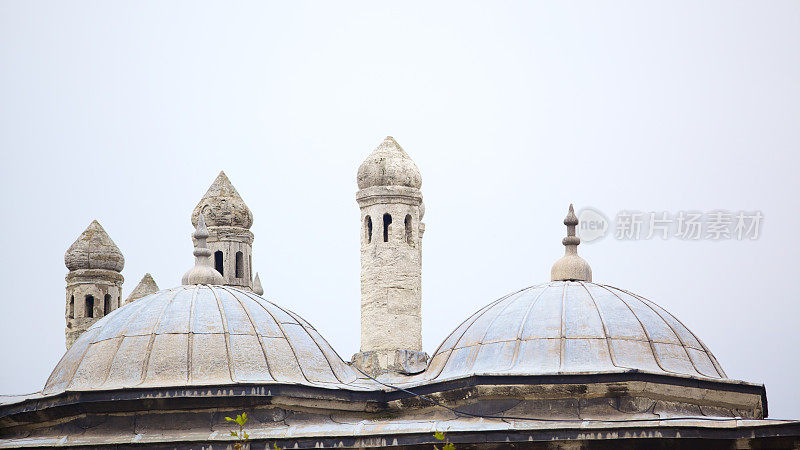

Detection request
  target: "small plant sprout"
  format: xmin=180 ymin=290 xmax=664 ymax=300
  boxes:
xmin=434 ymin=430 xmax=455 ymax=450
xmin=225 ymin=412 xmax=249 ymax=449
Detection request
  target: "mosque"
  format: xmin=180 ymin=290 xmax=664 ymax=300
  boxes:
xmin=1 ymin=137 xmax=798 ymax=448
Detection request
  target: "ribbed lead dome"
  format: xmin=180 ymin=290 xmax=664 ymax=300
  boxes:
xmin=43 ymin=285 xmax=362 ymax=395
xmin=424 ymin=281 xmax=726 ymax=382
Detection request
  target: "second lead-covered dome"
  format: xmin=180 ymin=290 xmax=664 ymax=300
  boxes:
xmin=424 ymin=281 xmax=726 ymax=382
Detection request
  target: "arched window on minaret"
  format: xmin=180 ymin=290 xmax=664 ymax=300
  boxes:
xmin=69 ymin=295 xmax=74 ymax=319
xmin=85 ymin=295 xmax=94 ymax=318
xmin=383 ymin=213 xmax=392 ymax=242
xmin=404 ymin=214 xmax=413 ymax=245
xmin=365 ymin=216 xmax=373 ymax=243
xmin=103 ymin=294 xmax=111 ymax=316
xmin=235 ymin=251 xmax=244 ymax=278
xmin=214 ymin=251 xmax=224 ymax=276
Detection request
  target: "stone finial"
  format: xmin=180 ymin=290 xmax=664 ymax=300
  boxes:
xmin=124 ymin=273 xmax=159 ymax=304
xmin=191 ymin=171 xmax=253 ymax=229
xmin=65 ymin=220 xmax=125 ymax=272
xmin=551 ymin=204 xmax=592 ymax=282
xmin=182 ymin=214 xmax=224 ymax=285
xmin=357 ymin=136 xmax=422 ymax=190
xmin=253 ymin=272 xmax=264 ymax=296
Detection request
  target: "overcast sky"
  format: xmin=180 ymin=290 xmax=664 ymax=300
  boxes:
xmin=1 ymin=1 xmax=798 ymax=418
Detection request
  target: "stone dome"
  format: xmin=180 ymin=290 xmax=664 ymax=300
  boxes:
xmin=43 ymin=285 xmax=362 ymax=395
xmin=191 ymin=171 xmax=253 ymax=229
xmin=357 ymin=136 xmax=422 ymax=190
xmin=64 ymin=220 xmax=125 ymax=272
xmin=424 ymin=281 xmax=726 ymax=383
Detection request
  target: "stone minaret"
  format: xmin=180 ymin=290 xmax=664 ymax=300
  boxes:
xmin=64 ymin=220 xmax=125 ymax=348
xmin=191 ymin=171 xmax=255 ymax=290
xmin=352 ymin=136 xmax=428 ymax=376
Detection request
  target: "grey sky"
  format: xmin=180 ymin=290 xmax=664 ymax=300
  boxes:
xmin=1 ymin=1 xmax=798 ymax=418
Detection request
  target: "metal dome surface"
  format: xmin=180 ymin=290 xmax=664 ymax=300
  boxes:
xmin=43 ymin=285 xmax=365 ymax=395
xmin=423 ymin=281 xmax=726 ymax=382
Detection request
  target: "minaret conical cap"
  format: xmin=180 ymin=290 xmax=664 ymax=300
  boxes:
xmin=357 ymin=136 xmax=422 ymax=190
xmin=65 ymin=220 xmax=125 ymax=272
xmin=551 ymin=204 xmax=592 ymax=282
xmin=191 ymin=171 xmax=253 ymax=229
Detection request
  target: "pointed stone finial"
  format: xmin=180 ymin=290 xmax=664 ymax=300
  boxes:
xmin=124 ymin=273 xmax=159 ymax=304
xmin=182 ymin=214 xmax=224 ymax=285
xmin=253 ymin=272 xmax=264 ymax=296
xmin=551 ymin=204 xmax=592 ymax=282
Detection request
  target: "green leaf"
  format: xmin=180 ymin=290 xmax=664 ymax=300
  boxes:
xmin=443 ymin=444 xmax=456 ymax=450
xmin=225 ymin=417 xmax=235 ymax=422
xmin=434 ymin=431 xmax=446 ymax=441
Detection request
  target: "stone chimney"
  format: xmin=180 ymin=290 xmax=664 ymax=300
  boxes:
xmin=352 ymin=137 xmax=428 ymax=376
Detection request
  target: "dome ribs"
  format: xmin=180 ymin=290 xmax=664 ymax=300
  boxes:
xmin=579 ymin=282 xmax=621 ymax=371
xmin=238 ymin=288 xmax=358 ymax=386
xmin=626 ymin=290 xmax=726 ymax=378
xmin=218 ymin=286 xmax=277 ymax=383
xmin=507 ymin=285 xmax=551 ymax=373
xmin=594 ymin=284 xmax=672 ymax=375
xmin=432 ymin=286 xmax=531 ymax=381
xmin=206 ymin=286 xmax=236 ymax=384
xmin=612 ymin=286 xmax=708 ymax=378
xmin=140 ymin=287 xmax=191 ymax=387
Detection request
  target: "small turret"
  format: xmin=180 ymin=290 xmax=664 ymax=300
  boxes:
xmin=64 ymin=220 xmax=124 ymax=348
xmin=191 ymin=171 xmax=256 ymax=290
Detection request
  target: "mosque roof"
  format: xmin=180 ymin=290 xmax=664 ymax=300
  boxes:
xmin=43 ymin=285 xmax=368 ymax=395
xmin=64 ymin=220 xmax=125 ymax=272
